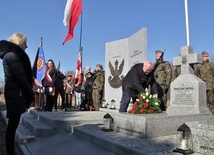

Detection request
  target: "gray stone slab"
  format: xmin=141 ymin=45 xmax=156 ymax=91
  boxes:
xmin=73 ymin=124 xmax=177 ymax=155
xmin=186 ymin=121 xmax=214 ymax=155
xmin=16 ymin=124 xmax=36 ymax=144
xmin=105 ymin=27 xmax=147 ymax=110
xmin=167 ymin=74 xmax=211 ymax=116
xmin=23 ymin=132 xmax=117 ymax=155
xmin=109 ymin=112 xmax=214 ymax=138
xmin=21 ymin=112 xmax=55 ymax=138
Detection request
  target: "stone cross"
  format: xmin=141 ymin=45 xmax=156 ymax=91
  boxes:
xmin=173 ymin=46 xmax=201 ymax=74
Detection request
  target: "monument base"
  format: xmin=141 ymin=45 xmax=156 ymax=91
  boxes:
xmin=108 ymin=112 xmax=213 ymax=138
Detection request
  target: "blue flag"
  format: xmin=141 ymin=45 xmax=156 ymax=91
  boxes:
xmin=32 ymin=41 xmax=46 ymax=86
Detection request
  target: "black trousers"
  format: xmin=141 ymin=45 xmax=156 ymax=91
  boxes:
xmin=6 ymin=115 xmax=21 ymax=155
xmin=54 ymin=87 xmax=65 ymax=109
xmin=45 ymin=95 xmax=55 ymax=111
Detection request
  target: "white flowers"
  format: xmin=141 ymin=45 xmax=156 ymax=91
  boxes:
xmin=154 ymin=102 xmax=159 ymax=105
xmin=146 ymin=99 xmax=149 ymax=102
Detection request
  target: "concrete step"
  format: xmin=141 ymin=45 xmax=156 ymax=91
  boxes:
xmin=21 ymin=132 xmax=117 ymax=155
xmin=21 ymin=112 xmax=55 ymax=138
xmin=71 ymin=124 xmax=178 ymax=155
xmin=16 ymin=124 xmax=36 ymax=144
xmin=28 ymin=109 xmax=105 ymax=131
xmin=0 ymin=110 xmax=37 ymax=144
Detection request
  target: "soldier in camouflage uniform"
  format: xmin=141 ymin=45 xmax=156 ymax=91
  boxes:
xmin=195 ymin=51 xmax=214 ymax=107
xmin=92 ymin=64 xmax=105 ymax=111
xmin=154 ymin=50 xmax=172 ymax=111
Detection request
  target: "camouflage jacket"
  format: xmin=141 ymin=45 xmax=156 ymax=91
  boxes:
xmin=64 ymin=79 xmax=74 ymax=94
xmin=173 ymin=66 xmax=181 ymax=81
xmin=92 ymin=71 xmax=105 ymax=90
xmin=195 ymin=60 xmax=214 ymax=90
xmin=154 ymin=59 xmax=172 ymax=88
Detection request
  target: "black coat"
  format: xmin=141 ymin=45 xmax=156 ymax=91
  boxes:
xmin=0 ymin=40 xmax=34 ymax=118
xmin=122 ymin=63 xmax=158 ymax=98
xmin=84 ymin=77 xmax=93 ymax=100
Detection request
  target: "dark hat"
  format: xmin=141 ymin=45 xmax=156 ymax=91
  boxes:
xmin=155 ymin=50 xmax=164 ymax=54
xmin=202 ymin=51 xmax=209 ymax=56
xmin=96 ymin=64 xmax=103 ymax=69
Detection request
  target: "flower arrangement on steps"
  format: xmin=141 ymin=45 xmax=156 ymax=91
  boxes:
xmin=129 ymin=92 xmax=161 ymax=114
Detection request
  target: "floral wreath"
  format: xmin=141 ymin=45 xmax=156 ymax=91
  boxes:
xmin=129 ymin=92 xmax=161 ymax=114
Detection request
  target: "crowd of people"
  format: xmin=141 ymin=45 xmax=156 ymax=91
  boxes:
xmin=0 ymin=32 xmax=214 ymax=155
xmin=33 ymin=63 xmax=105 ymax=112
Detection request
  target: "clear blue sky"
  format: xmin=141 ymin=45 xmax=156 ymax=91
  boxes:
xmin=0 ymin=0 xmax=214 ymax=82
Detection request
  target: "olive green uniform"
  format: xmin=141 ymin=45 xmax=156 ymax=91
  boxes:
xmin=195 ymin=60 xmax=214 ymax=106
xmin=92 ymin=71 xmax=105 ymax=111
xmin=154 ymin=58 xmax=172 ymax=110
xmin=64 ymin=78 xmax=74 ymax=107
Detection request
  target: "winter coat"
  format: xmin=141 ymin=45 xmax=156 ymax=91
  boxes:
xmin=122 ymin=63 xmax=158 ymax=98
xmin=0 ymin=40 xmax=34 ymax=118
xmin=42 ymin=68 xmax=58 ymax=95
xmin=84 ymin=76 xmax=93 ymax=100
xmin=74 ymin=83 xmax=82 ymax=93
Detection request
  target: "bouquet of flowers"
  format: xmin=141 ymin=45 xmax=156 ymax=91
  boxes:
xmin=129 ymin=92 xmax=161 ymax=114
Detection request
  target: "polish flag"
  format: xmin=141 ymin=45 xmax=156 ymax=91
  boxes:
xmin=75 ymin=50 xmax=82 ymax=83
xmin=63 ymin=0 xmax=82 ymax=44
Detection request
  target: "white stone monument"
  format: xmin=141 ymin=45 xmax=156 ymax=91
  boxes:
xmin=104 ymin=27 xmax=147 ymax=110
xmin=167 ymin=46 xmax=212 ymax=115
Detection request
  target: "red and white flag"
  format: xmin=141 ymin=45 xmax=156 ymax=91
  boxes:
xmin=63 ymin=0 xmax=82 ymax=44
xmin=75 ymin=51 xmax=82 ymax=83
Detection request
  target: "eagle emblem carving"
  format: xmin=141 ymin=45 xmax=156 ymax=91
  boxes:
xmin=108 ymin=59 xmax=124 ymax=88
xmin=182 ymin=55 xmax=187 ymax=64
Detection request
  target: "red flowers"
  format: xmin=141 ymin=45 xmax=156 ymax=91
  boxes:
xmin=143 ymin=103 xmax=149 ymax=108
xmin=128 ymin=92 xmax=161 ymax=114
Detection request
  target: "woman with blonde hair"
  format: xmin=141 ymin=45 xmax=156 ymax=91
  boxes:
xmin=0 ymin=32 xmax=34 ymax=155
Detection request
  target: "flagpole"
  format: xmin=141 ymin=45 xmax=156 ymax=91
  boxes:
xmin=79 ymin=13 xmax=83 ymax=51
xmin=184 ymin=0 xmax=190 ymax=46
xmin=79 ymin=12 xmax=83 ymax=73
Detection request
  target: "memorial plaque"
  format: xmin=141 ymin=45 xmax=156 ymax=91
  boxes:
xmin=105 ymin=27 xmax=147 ymax=109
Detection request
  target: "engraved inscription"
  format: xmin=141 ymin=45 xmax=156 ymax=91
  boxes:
xmin=131 ymin=50 xmax=142 ymax=58
xmin=173 ymin=87 xmax=195 ymax=105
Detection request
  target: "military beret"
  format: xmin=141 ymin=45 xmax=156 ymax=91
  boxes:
xmin=202 ymin=51 xmax=209 ymax=56
xmin=155 ymin=50 xmax=164 ymax=54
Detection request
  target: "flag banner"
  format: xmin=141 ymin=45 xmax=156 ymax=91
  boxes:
xmin=32 ymin=42 xmax=46 ymax=86
xmin=75 ymin=50 xmax=82 ymax=83
xmin=63 ymin=0 xmax=82 ymax=44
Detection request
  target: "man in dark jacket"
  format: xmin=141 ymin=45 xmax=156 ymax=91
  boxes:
xmin=54 ymin=71 xmax=66 ymax=111
xmin=119 ymin=60 xmax=158 ymax=112
xmin=0 ymin=33 xmax=34 ymax=155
